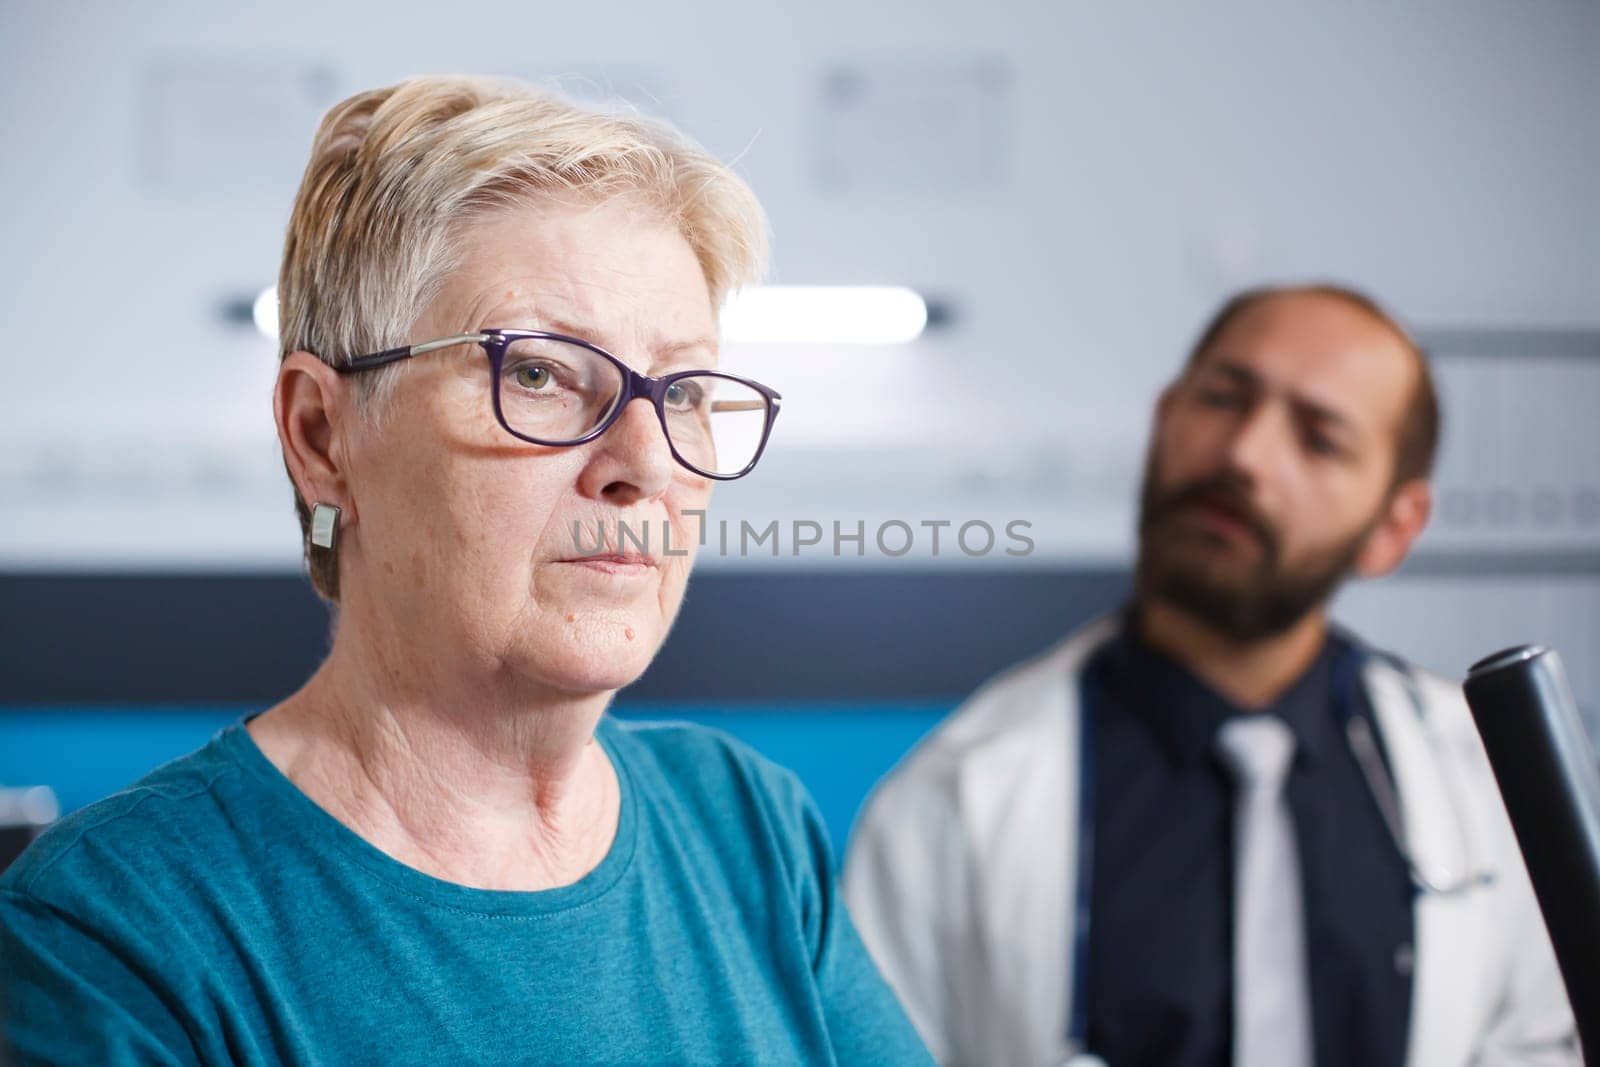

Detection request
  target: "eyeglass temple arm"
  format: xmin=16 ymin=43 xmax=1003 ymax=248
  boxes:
xmin=710 ymin=399 xmax=768 ymax=413
xmin=340 ymin=333 xmax=492 ymax=374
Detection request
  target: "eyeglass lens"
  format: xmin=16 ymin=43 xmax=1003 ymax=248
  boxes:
xmin=496 ymin=336 xmax=769 ymax=477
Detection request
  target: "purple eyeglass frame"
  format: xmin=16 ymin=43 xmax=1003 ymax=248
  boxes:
xmin=337 ymin=328 xmax=782 ymax=481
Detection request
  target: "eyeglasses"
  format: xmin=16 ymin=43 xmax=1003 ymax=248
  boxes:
xmin=337 ymin=328 xmax=781 ymax=480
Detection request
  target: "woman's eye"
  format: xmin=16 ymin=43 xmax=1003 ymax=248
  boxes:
xmin=512 ymin=364 xmax=554 ymax=390
xmin=664 ymin=380 xmax=703 ymax=410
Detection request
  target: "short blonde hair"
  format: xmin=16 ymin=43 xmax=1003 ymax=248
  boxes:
xmin=277 ymin=74 xmax=769 ymax=601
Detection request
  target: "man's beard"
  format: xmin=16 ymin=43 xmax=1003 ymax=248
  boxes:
xmin=1133 ymin=451 xmax=1378 ymax=642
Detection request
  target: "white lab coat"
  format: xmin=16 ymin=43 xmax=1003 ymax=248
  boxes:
xmin=843 ymin=616 xmax=1578 ymax=1067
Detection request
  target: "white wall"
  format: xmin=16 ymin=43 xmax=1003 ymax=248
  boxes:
xmin=2 ymin=0 xmax=1597 ymax=706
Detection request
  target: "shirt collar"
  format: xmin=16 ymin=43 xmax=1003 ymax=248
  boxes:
xmin=1102 ymin=608 xmax=1346 ymax=770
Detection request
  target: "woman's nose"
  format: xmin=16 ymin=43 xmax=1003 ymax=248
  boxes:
xmin=577 ymin=397 xmax=676 ymax=505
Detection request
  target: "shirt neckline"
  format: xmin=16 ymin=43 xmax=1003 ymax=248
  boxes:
xmin=1107 ymin=610 xmax=1344 ymax=770
xmin=217 ymin=713 xmax=639 ymax=918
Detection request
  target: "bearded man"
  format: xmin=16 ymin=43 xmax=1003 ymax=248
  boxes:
xmin=843 ymin=285 xmax=1578 ymax=1067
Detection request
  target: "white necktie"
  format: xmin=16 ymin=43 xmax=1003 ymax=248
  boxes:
xmin=1216 ymin=715 xmax=1313 ymax=1067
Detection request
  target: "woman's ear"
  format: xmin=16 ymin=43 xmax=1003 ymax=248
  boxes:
xmin=1355 ymin=478 xmax=1433 ymax=578
xmin=274 ymin=352 xmax=357 ymax=526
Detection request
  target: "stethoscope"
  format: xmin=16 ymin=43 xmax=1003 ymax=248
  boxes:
xmin=1061 ymin=626 xmax=1496 ymax=1067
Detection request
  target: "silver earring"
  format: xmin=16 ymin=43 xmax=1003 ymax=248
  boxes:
xmin=309 ymin=502 xmax=342 ymax=550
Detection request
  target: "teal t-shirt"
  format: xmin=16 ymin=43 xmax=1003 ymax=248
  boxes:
xmin=0 ymin=716 xmax=931 ymax=1066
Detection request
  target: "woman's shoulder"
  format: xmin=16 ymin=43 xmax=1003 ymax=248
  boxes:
xmin=602 ymin=716 xmax=805 ymax=796
xmin=602 ymin=715 xmax=764 ymax=767
xmin=0 ymin=723 xmax=248 ymax=906
xmin=599 ymin=716 xmax=821 ymax=852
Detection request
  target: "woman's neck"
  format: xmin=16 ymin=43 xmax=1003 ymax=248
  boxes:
xmin=1133 ymin=598 xmax=1329 ymax=710
xmin=247 ymin=622 xmax=620 ymax=893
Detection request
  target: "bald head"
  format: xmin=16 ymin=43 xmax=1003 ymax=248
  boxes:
xmin=1184 ymin=285 xmax=1440 ymax=488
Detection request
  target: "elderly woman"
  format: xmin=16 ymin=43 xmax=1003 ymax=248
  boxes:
xmin=0 ymin=76 xmax=929 ymax=1065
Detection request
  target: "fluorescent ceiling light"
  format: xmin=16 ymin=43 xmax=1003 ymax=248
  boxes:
xmin=721 ymin=286 xmax=927 ymax=345
xmin=253 ymin=283 xmax=931 ymax=346
xmin=253 ymin=286 xmax=279 ymax=338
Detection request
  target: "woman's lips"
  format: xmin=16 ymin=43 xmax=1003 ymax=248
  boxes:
xmin=557 ymin=554 xmax=660 ymax=577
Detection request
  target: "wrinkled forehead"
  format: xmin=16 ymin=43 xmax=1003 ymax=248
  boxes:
xmin=427 ymin=199 xmax=717 ymax=351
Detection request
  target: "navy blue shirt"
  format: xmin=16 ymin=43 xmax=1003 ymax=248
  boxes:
xmin=1084 ymin=617 xmax=1415 ymax=1067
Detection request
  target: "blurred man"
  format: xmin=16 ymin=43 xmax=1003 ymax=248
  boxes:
xmin=844 ymin=285 xmax=1577 ymax=1067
